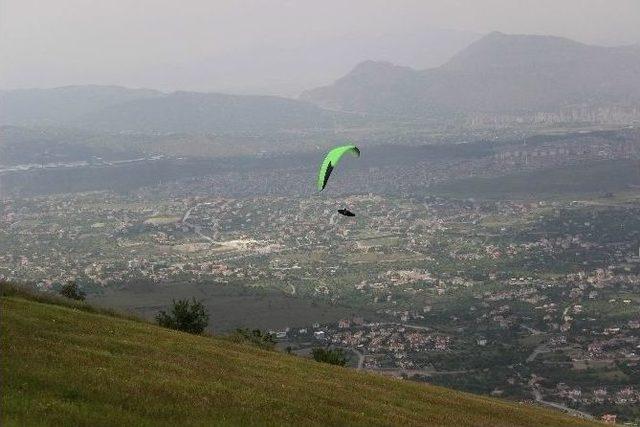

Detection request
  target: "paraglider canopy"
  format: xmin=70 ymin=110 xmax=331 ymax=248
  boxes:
xmin=317 ymin=145 xmax=360 ymax=192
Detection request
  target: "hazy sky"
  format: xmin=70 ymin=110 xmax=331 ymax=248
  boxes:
xmin=2 ymin=0 xmax=640 ymax=94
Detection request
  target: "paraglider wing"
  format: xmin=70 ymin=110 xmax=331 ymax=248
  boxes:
xmin=317 ymin=145 xmax=360 ymax=192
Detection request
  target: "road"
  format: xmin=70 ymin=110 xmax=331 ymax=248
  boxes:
xmin=351 ymin=347 xmax=364 ymax=370
xmin=368 ymin=322 xmax=431 ymax=332
xmin=182 ymin=202 xmax=216 ymax=224
xmin=181 ymin=202 xmax=227 ymax=244
xmin=526 ymin=344 xmax=549 ymax=363
xmin=531 ymin=386 xmax=594 ymax=420
xmin=521 ymin=324 xmax=543 ymax=335
xmin=401 ymin=324 xmax=431 ymax=332
xmin=372 ymin=368 xmax=474 ymax=377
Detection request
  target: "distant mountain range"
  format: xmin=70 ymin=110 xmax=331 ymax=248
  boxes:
xmin=2 ymin=32 xmax=640 ymax=134
xmin=73 ymin=91 xmax=344 ymax=133
xmin=0 ymin=86 xmax=162 ymax=126
xmin=0 ymin=86 xmax=351 ymax=133
xmin=301 ymin=32 xmax=640 ymax=117
xmin=148 ymin=28 xmax=479 ymax=97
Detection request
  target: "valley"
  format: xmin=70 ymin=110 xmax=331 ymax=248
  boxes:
xmin=2 ymin=128 xmax=640 ymax=422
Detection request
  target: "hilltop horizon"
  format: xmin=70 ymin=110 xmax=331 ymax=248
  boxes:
xmin=2 ymin=31 xmax=639 ymax=96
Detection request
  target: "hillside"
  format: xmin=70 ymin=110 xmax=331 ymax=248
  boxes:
xmin=301 ymin=32 xmax=640 ymax=117
xmin=73 ymin=91 xmax=341 ymax=133
xmin=0 ymin=289 xmax=598 ymax=426
xmin=0 ymin=85 xmax=162 ymax=126
xmin=0 ymin=87 xmax=358 ymax=134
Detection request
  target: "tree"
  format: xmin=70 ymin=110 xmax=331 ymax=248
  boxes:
xmin=312 ymin=347 xmax=347 ymax=366
xmin=156 ymin=298 xmax=209 ymax=334
xmin=59 ymin=281 xmax=85 ymax=301
xmin=228 ymin=328 xmax=276 ymax=350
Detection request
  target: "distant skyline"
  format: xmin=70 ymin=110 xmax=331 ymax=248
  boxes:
xmin=2 ymin=0 xmax=640 ymax=95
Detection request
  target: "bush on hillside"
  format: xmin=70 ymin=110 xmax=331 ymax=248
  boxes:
xmin=228 ymin=328 xmax=276 ymax=350
xmin=312 ymin=347 xmax=347 ymax=366
xmin=156 ymin=298 xmax=209 ymax=334
xmin=59 ymin=281 xmax=86 ymax=301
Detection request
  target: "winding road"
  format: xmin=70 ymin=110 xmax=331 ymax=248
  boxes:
xmin=531 ymin=387 xmax=594 ymax=420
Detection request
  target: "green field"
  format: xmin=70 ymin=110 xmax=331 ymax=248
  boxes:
xmin=0 ymin=288 xmax=599 ymax=427
xmin=88 ymin=281 xmax=367 ymax=333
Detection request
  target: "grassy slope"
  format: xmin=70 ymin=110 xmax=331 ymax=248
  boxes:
xmin=1 ymin=295 xmax=599 ymax=427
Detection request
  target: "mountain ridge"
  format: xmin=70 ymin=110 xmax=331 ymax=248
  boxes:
xmin=0 ymin=85 xmax=163 ymax=125
xmin=301 ymin=32 xmax=640 ymax=116
xmin=0 ymin=86 xmax=355 ymax=133
xmin=4 ymin=32 xmax=640 ymax=132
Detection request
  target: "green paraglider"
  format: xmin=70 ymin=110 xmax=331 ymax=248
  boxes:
xmin=317 ymin=145 xmax=360 ymax=191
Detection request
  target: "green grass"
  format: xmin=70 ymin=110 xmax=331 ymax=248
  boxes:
xmin=1 ymin=290 xmax=600 ymax=426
